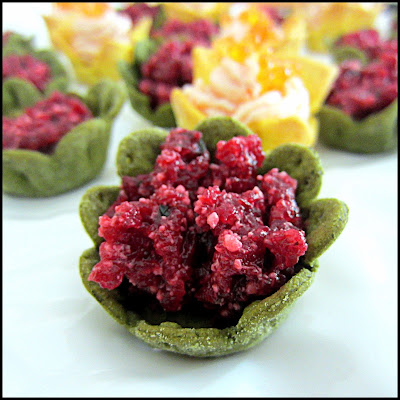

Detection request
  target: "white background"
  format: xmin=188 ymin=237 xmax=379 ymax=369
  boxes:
xmin=3 ymin=3 xmax=398 ymax=397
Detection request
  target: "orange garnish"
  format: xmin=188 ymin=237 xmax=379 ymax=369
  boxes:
xmin=222 ymin=7 xmax=280 ymax=43
xmin=212 ymin=38 xmax=251 ymax=63
xmin=258 ymin=56 xmax=296 ymax=93
xmin=216 ymin=6 xmax=282 ymax=63
xmin=55 ymin=3 xmax=110 ymax=17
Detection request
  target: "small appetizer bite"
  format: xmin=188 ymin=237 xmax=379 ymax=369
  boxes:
xmin=171 ymin=45 xmax=338 ymax=152
xmin=318 ymin=30 xmax=398 ymax=153
xmin=3 ymin=80 xmax=125 ymax=197
xmin=79 ymin=117 xmax=348 ymax=357
xmin=43 ymin=3 xmax=154 ymax=85
xmin=119 ymin=17 xmax=219 ymax=127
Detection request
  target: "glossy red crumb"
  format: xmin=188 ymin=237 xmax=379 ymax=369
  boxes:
xmin=203 ymin=135 xmax=265 ymax=193
xmin=138 ymin=18 xmax=219 ymax=108
xmin=328 ymin=30 xmax=398 ymax=119
xmin=90 ymin=184 xmax=196 ymax=312
xmin=2 ymin=91 xmax=93 ymax=152
xmin=3 ymin=54 xmax=52 ymax=92
xmin=90 ymin=130 xmax=308 ymax=318
xmin=151 ymin=19 xmax=219 ymax=44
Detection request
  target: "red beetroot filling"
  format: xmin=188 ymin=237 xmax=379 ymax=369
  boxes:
xmin=201 ymin=135 xmax=266 ymax=193
xmin=3 ymin=54 xmax=52 ymax=92
xmin=138 ymin=40 xmax=197 ymax=109
xmin=118 ymin=3 xmax=161 ymax=26
xmin=2 ymin=91 xmax=93 ymax=152
xmin=326 ymin=58 xmax=398 ymax=120
xmin=327 ymin=30 xmax=398 ymax=119
xmin=90 ymin=129 xmax=308 ymax=320
xmin=138 ymin=19 xmax=217 ymax=109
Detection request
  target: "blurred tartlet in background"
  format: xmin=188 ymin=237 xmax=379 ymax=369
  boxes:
xmin=3 ymin=80 xmax=125 ymax=197
xmin=119 ymin=14 xmax=219 ymax=127
xmin=214 ymin=4 xmax=307 ymax=58
xmin=3 ymin=31 xmax=69 ymax=116
xmin=171 ymin=42 xmax=338 ymax=152
xmin=118 ymin=3 xmax=308 ymax=130
xmin=318 ymin=29 xmax=398 ymax=153
xmin=43 ymin=2 xmax=158 ymax=85
xmin=260 ymin=3 xmax=384 ymax=52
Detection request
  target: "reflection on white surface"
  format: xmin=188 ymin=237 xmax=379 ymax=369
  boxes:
xmin=3 ymin=2 xmax=398 ymax=398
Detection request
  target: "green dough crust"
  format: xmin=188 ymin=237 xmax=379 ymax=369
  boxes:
xmin=2 ymin=32 xmax=34 ymax=57
xmin=195 ymin=116 xmax=255 ymax=158
xmin=3 ymin=33 xmax=69 ymax=116
xmin=318 ymin=100 xmax=398 ymax=153
xmin=78 ymin=116 xmax=349 ymax=357
xmin=116 ymin=127 xmax=168 ymax=177
xmin=2 ymin=80 xmax=126 ymax=197
xmin=118 ymin=39 xmax=176 ymax=128
xmin=323 ymin=38 xmax=398 ymax=154
xmin=332 ymin=45 xmax=368 ymax=65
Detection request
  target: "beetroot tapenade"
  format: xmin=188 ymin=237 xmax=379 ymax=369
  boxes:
xmin=3 ymin=91 xmax=93 ymax=152
xmin=88 ymin=130 xmax=308 ymax=320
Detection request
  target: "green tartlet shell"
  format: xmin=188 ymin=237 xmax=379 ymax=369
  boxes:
xmin=3 ymin=33 xmax=69 ymax=116
xmin=2 ymin=32 xmax=34 ymax=57
xmin=119 ymin=39 xmax=176 ymax=128
xmin=2 ymin=80 xmax=126 ymax=197
xmin=318 ymin=99 xmax=398 ymax=153
xmin=331 ymin=45 xmax=368 ymax=65
xmin=79 ymin=116 xmax=349 ymax=357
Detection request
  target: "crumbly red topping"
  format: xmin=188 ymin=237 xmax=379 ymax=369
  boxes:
xmin=2 ymin=91 xmax=93 ymax=152
xmin=326 ymin=58 xmax=397 ymax=120
xmin=3 ymin=54 xmax=52 ymax=92
xmin=90 ymin=129 xmax=308 ymax=320
xmin=138 ymin=19 xmax=217 ymax=109
xmin=138 ymin=40 xmax=197 ymax=109
xmin=327 ymin=30 xmax=398 ymax=119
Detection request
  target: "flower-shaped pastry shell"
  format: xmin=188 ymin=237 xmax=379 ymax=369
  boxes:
xmin=79 ymin=116 xmax=349 ymax=357
xmin=171 ymin=48 xmax=338 ymax=151
xmin=43 ymin=11 xmax=152 ymax=85
xmin=3 ymin=80 xmax=126 ymax=197
xmin=318 ymin=100 xmax=398 ymax=153
xmin=119 ymin=39 xmax=177 ymax=128
xmin=297 ymin=2 xmax=384 ymax=52
xmin=2 ymin=32 xmax=69 ymax=116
